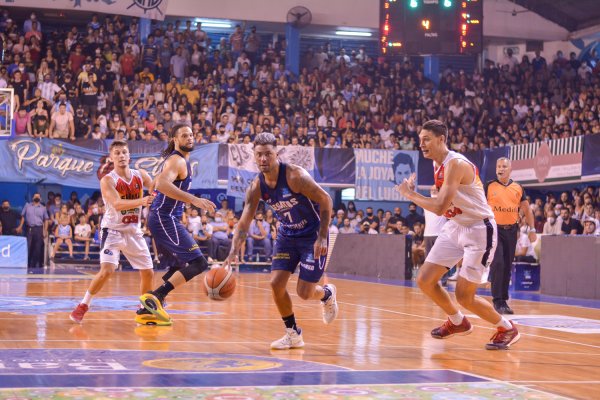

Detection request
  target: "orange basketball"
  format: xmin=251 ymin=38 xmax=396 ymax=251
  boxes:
xmin=203 ymin=266 xmax=236 ymax=300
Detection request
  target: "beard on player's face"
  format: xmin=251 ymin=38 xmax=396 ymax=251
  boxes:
xmin=179 ymin=143 xmax=194 ymax=152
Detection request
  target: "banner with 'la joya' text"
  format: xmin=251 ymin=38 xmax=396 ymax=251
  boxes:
xmin=354 ymin=149 xmax=419 ymax=201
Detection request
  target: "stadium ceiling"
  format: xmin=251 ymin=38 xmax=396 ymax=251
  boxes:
xmin=513 ymin=0 xmax=600 ymax=32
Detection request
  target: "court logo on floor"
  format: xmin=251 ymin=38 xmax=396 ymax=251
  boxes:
xmin=143 ymin=357 xmax=282 ymax=371
xmin=0 ymin=296 xmax=221 ymax=316
xmin=511 ymin=315 xmax=600 ymax=334
xmin=0 ymin=349 xmax=346 ymax=375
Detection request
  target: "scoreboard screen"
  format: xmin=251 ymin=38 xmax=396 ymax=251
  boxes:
xmin=380 ymin=0 xmax=483 ymax=55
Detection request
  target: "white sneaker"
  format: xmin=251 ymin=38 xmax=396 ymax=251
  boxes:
xmin=270 ymin=328 xmax=304 ymax=350
xmin=321 ymin=284 xmax=338 ymax=324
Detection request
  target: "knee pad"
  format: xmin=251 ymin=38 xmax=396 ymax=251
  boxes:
xmin=180 ymin=256 xmax=209 ymax=282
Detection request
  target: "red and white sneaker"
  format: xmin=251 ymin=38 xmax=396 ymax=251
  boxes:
xmin=69 ymin=303 xmax=89 ymax=324
xmin=486 ymin=321 xmax=520 ymax=350
xmin=431 ymin=316 xmax=473 ymax=339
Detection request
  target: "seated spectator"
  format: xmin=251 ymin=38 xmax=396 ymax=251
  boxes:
xmin=515 ymin=223 xmax=538 ymax=263
xmin=560 ymin=208 xmax=583 ymax=235
xmin=583 ymin=219 xmax=599 ymax=236
xmin=51 ymin=214 xmax=73 ymax=259
xmin=74 ymin=214 xmax=92 ymax=260
xmin=207 ymin=212 xmax=232 ymax=262
xmin=187 ymin=207 xmax=202 ymax=237
xmin=542 ymin=209 xmax=562 ymax=235
xmin=339 ymin=218 xmax=356 ymax=234
xmin=194 ymin=214 xmax=213 ymax=245
xmin=247 ymin=211 xmax=272 ymax=260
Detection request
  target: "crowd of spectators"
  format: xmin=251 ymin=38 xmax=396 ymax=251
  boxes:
xmin=1 ymin=10 xmax=600 ymax=151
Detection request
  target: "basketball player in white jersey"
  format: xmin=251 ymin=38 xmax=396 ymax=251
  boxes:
xmin=396 ymin=120 xmax=520 ymax=350
xmin=69 ymin=140 xmax=161 ymax=325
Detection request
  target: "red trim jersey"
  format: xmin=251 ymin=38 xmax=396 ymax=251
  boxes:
xmin=101 ymin=169 xmax=143 ymax=233
xmin=434 ymin=151 xmax=494 ymax=226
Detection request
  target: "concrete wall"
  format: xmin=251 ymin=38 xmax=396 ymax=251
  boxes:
xmin=327 ymin=234 xmax=407 ymax=280
xmin=166 ymin=0 xmax=380 ymax=29
xmin=540 ymin=236 xmax=600 ymax=299
xmin=483 ymin=0 xmax=568 ymax=41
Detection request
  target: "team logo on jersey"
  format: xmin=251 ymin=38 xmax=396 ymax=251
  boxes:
xmin=263 ymin=193 xmax=270 ymax=201
xmin=281 ymin=188 xmax=292 ymax=198
xmin=103 ymin=249 xmax=113 ymax=256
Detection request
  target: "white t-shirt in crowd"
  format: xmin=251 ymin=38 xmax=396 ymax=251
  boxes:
xmin=75 ymin=223 xmax=91 ymax=238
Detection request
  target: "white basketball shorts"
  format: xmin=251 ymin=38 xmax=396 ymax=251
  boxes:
xmin=99 ymin=228 xmax=153 ymax=270
xmin=425 ymin=218 xmax=497 ymax=284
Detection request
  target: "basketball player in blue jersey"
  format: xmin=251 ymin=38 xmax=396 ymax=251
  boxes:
xmin=140 ymin=124 xmax=216 ymax=323
xmin=223 ymin=133 xmax=338 ymax=349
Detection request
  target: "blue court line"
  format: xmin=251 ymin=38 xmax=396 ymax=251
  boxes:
xmin=0 ymin=370 xmax=486 ymax=388
xmin=327 ymin=273 xmax=600 ymax=310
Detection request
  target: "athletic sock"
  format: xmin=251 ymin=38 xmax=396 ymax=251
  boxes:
xmin=81 ymin=291 xmax=93 ymax=306
xmin=152 ymin=281 xmax=174 ymax=302
xmin=282 ymin=314 xmax=299 ymax=333
xmin=495 ymin=317 xmax=513 ymax=330
xmin=321 ymin=286 xmax=332 ymax=302
xmin=448 ymin=311 xmax=465 ymax=325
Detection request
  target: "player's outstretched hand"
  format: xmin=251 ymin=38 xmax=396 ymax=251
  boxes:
xmin=141 ymin=195 xmax=156 ymax=207
xmin=222 ymin=253 xmax=239 ymax=270
xmin=192 ymin=197 xmax=216 ymax=213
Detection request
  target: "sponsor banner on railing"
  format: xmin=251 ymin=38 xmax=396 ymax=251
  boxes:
xmin=6 ymin=0 xmax=169 ymax=20
xmin=0 ymin=139 xmax=218 ymax=189
xmin=0 ymin=236 xmax=27 ymax=269
xmin=227 ymin=145 xmax=315 ymax=198
xmin=509 ymin=137 xmax=584 ymax=185
xmin=355 ymin=149 xmax=419 ymax=200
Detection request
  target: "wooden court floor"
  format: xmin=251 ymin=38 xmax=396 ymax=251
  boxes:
xmin=0 ymin=268 xmax=599 ymax=399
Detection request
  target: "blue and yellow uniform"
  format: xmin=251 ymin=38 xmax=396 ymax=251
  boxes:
xmin=259 ymin=163 xmax=325 ymax=283
xmin=147 ymin=151 xmax=202 ymax=263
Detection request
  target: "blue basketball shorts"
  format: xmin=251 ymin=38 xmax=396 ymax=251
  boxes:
xmin=271 ymin=235 xmax=327 ymax=283
xmin=147 ymin=212 xmax=203 ymax=264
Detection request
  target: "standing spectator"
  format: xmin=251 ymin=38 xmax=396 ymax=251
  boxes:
xmin=169 ymin=47 xmax=188 ymax=83
xmin=23 ymin=12 xmax=41 ymax=33
xmin=229 ymin=24 xmax=245 ymax=60
xmin=207 ymin=212 xmax=231 ymax=262
xmin=140 ymin=35 xmax=159 ymax=73
xmin=0 ymin=200 xmax=24 ymax=236
xmin=245 ymin=26 xmax=260 ymax=64
xmin=20 ymin=193 xmax=49 ymax=269
xmin=13 ymin=107 xmax=31 ymax=136
xmin=247 ymin=211 xmax=272 ymax=260
xmin=50 ymin=103 xmax=75 ymax=140
xmin=78 ymin=63 xmax=98 ymax=122
xmin=484 ymin=158 xmax=536 ymax=315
